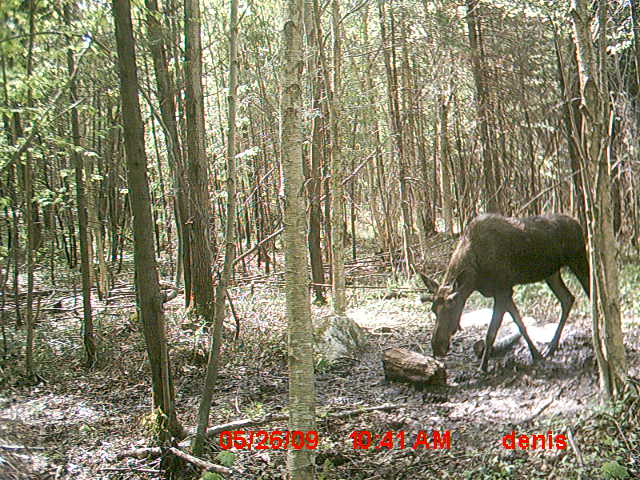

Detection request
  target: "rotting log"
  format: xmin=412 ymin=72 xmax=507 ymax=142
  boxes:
xmin=383 ymin=348 xmax=446 ymax=388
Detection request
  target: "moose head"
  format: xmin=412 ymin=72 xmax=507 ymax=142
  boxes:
xmin=419 ymin=272 xmax=468 ymax=357
xmin=431 ymin=283 xmax=467 ymax=356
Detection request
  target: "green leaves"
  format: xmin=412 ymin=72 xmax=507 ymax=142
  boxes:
xmin=600 ymin=460 xmax=630 ymax=480
xmin=215 ymin=450 xmax=236 ymax=467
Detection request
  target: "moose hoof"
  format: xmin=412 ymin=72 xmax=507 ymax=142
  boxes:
xmin=479 ymin=361 xmax=490 ymax=373
xmin=543 ymin=344 xmax=559 ymax=358
xmin=531 ymin=349 xmax=544 ymax=363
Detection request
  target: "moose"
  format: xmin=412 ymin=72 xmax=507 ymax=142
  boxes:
xmin=420 ymin=213 xmax=590 ymax=372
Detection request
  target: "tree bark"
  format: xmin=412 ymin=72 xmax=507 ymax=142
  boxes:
xmin=65 ymin=3 xmax=96 ymax=368
xmin=281 ymin=0 xmax=317 ymax=477
xmin=570 ymin=0 xmax=627 ymax=401
xmin=314 ymin=0 xmax=346 ymax=314
xmin=144 ymin=0 xmax=192 ymax=304
xmin=23 ymin=0 xmax=37 ymax=377
xmin=438 ymin=91 xmax=453 ymax=233
xmin=379 ymin=0 xmax=414 ymax=270
xmin=329 ymin=0 xmax=346 ymax=314
xmin=466 ymin=0 xmax=498 ymax=213
xmin=112 ymin=0 xmax=182 ymax=440
xmin=304 ymin=0 xmax=326 ymax=305
xmin=184 ymin=0 xmax=216 ymax=322
xmin=192 ymin=0 xmax=239 ymax=455
xmin=553 ymin=33 xmax=587 ymax=228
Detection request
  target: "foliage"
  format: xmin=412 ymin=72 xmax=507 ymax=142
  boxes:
xmin=140 ymin=407 xmax=169 ymax=443
xmin=600 ymin=461 xmax=630 ymax=479
xmin=199 ymin=472 xmax=224 ymax=480
xmin=214 ymin=450 xmax=236 ymax=467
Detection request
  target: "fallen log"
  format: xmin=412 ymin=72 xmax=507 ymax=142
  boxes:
xmin=383 ymin=348 xmax=446 ymax=388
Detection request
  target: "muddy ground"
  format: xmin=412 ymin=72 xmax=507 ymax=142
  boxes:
xmin=1 ymin=248 xmax=639 ymax=479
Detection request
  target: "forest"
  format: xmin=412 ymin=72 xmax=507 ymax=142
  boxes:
xmin=1 ymin=0 xmax=639 ymax=478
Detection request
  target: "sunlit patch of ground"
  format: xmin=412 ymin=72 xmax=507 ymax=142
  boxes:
xmin=348 ymin=300 xmax=420 ymax=331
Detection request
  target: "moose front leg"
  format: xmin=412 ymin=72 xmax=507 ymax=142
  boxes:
xmin=480 ymin=297 xmax=507 ymax=372
xmin=544 ymin=272 xmax=575 ymax=357
xmin=505 ymin=297 xmax=543 ymax=363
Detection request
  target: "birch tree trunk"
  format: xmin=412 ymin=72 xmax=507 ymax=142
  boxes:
xmin=281 ymin=0 xmax=316 ymax=476
xmin=328 ymin=0 xmax=346 ymax=314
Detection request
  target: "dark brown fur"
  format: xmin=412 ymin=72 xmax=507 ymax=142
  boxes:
xmin=422 ymin=213 xmax=590 ymax=371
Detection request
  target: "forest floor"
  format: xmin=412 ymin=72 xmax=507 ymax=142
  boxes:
xmin=2 ymin=236 xmax=640 ymax=480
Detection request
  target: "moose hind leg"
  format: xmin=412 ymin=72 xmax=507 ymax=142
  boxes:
xmin=505 ymin=297 xmax=543 ymax=362
xmin=480 ymin=297 xmax=507 ymax=372
xmin=544 ymin=272 xmax=575 ymax=357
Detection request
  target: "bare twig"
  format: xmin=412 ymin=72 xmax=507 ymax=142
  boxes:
xmin=233 ymin=227 xmax=283 ymax=265
xmin=225 ymin=289 xmax=241 ymax=342
xmin=322 ymin=403 xmax=403 ymax=420
xmin=116 ymin=446 xmax=235 ymax=475
xmin=516 ymin=397 xmax=554 ymax=425
xmin=116 ymin=446 xmax=161 ymax=460
xmin=167 ymin=447 xmax=233 ymax=475
xmin=0 ymin=445 xmax=46 ymax=451
xmin=567 ymin=429 xmax=585 ymax=470
xmin=99 ymin=467 xmax=162 ymax=474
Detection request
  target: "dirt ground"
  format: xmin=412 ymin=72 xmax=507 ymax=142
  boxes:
xmin=1 ymin=251 xmax=639 ymax=479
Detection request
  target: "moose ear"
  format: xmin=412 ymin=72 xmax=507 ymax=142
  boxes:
xmin=417 ymin=271 xmax=440 ymax=293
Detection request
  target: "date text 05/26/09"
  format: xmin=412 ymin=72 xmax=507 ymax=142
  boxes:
xmin=219 ymin=430 xmax=319 ymax=450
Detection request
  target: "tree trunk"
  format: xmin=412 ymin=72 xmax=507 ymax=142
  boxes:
xmin=630 ymin=0 xmax=640 ymax=130
xmin=570 ymin=0 xmax=627 ymax=401
xmin=23 ymin=0 xmax=36 ymax=377
xmin=112 ymin=0 xmax=182 ymax=440
xmin=438 ymin=91 xmax=453 ymax=233
xmin=184 ymin=0 xmax=216 ymax=322
xmin=362 ymin=4 xmax=394 ymax=252
xmin=466 ymin=0 xmax=498 ymax=213
xmin=314 ymin=0 xmax=345 ymax=314
xmin=329 ymin=0 xmax=346 ymax=314
xmin=304 ymin=0 xmax=326 ymax=306
xmin=553 ymin=34 xmax=586 ymax=228
xmin=379 ymin=0 xmax=414 ymax=270
xmin=281 ymin=0 xmax=317 ymax=476
xmin=144 ymin=0 xmax=192 ymax=303
xmin=192 ymin=0 xmax=239 ymax=455
xmin=65 ymin=3 xmax=96 ymax=368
